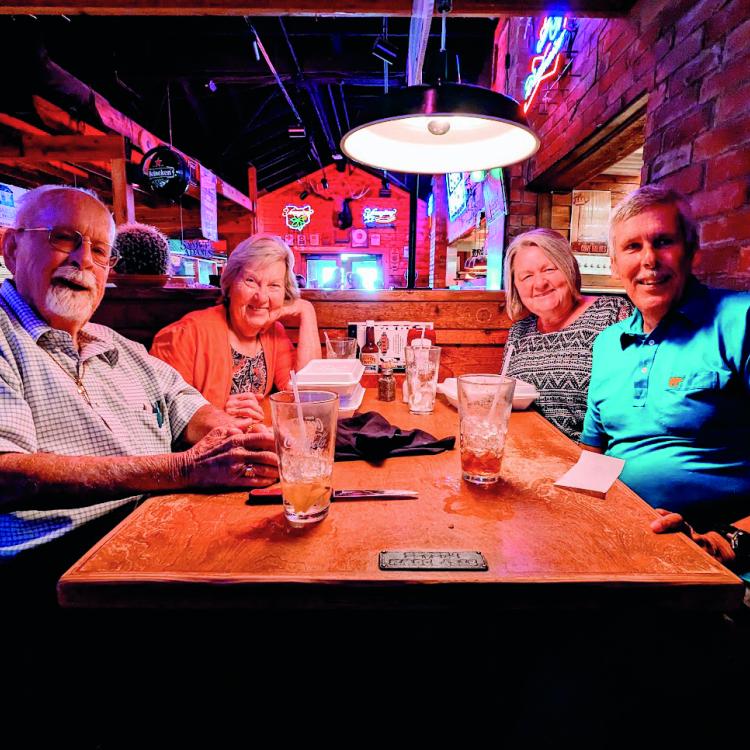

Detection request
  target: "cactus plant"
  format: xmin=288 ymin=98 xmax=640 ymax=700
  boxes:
xmin=113 ymin=222 xmax=170 ymax=275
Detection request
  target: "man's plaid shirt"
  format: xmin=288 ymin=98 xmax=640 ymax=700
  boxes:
xmin=0 ymin=280 xmax=208 ymax=556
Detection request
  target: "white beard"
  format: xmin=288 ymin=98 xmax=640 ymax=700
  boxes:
xmin=45 ymin=268 xmax=98 ymax=324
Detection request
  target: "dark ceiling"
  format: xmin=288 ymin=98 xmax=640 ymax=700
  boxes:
xmin=3 ymin=14 xmax=499 ymax=196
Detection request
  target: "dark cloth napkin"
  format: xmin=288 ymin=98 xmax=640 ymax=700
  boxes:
xmin=335 ymin=411 xmax=455 ymax=462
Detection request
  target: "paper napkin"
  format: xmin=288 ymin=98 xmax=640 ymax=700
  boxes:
xmin=554 ymin=451 xmax=625 ymax=498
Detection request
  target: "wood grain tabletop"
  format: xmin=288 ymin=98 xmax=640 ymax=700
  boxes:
xmin=58 ymin=392 xmax=743 ymax=611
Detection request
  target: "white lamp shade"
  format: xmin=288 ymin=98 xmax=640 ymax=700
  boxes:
xmin=340 ymin=83 xmax=540 ymax=174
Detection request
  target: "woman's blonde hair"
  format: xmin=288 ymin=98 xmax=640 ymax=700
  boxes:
xmin=503 ymin=228 xmax=581 ymax=321
xmin=221 ymin=233 xmax=300 ymax=304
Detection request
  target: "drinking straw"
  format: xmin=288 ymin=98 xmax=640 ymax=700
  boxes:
xmin=500 ymin=343 xmax=514 ymax=378
xmin=420 ymin=325 xmax=426 ymax=341
xmin=491 ymin=345 xmax=515 ymax=421
xmin=289 ymin=370 xmax=308 ymax=450
xmin=324 ymin=331 xmax=335 ymax=357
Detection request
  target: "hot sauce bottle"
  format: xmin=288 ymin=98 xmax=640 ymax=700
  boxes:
xmin=360 ymin=320 xmax=379 ymax=374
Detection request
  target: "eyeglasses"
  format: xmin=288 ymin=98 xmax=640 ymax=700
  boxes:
xmin=16 ymin=226 xmax=119 ymax=269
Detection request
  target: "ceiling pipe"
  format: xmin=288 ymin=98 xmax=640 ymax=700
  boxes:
xmin=245 ymin=18 xmax=305 ymax=128
xmin=327 ymin=83 xmax=344 ymax=141
xmin=278 ymin=17 xmax=339 ymax=159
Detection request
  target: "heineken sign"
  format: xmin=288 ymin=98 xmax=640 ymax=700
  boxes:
xmin=142 ymin=146 xmax=190 ymax=200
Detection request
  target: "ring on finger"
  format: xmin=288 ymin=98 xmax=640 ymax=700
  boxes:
xmin=244 ymin=464 xmax=256 ymax=478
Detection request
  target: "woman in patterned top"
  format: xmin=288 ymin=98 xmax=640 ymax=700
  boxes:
xmin=503 ymin=228 xmax=632 ymax=441
xmin=152 ymin=234 xmax=321 ymax=422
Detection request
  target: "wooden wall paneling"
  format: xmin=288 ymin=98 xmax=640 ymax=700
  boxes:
xmin=551 ymin=205 xmax=572 ymax=231
xmin=94 ymin=288 xmax=511 ymax=373
xmin=537 ymin=192 xmax=552 ymax=229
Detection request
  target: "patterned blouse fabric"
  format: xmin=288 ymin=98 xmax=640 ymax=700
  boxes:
xmin=504 ymin=295 xmax=633 ymax=441
xmin=230 ymin=347 xmax=268 ymax=395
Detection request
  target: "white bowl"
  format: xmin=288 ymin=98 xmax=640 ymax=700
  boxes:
xmin=295 ymin=358 xmax=364 ymax=399
xmin=437 ymin=377 xmax=540 ymax=411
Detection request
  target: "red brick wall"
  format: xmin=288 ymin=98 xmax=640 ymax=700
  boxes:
xmin=503 ymin=0 xmax=750 ymax=289
xmin=256 ymin=164 xmax=429 ymax=288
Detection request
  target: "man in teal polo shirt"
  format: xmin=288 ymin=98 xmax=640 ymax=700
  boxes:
xmin=581 ymin=185 xmax=750 ymax=567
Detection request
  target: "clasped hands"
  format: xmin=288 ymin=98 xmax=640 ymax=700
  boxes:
xmin=179 ymin=424 xmax=278 ymax=488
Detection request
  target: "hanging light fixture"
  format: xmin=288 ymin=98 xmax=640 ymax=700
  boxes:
xmin=340 ymin=7 xmax=539 ymax=174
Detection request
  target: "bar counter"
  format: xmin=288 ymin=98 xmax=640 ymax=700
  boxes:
xmin=93 ymin=286 xmax=511 ymax=375
xmin=58 ymin=392 xmax=742 ymax=611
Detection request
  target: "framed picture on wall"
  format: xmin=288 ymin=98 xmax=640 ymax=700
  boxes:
xmin=571 ymin=190 xmax=610 ymax=254
xmin=369 ymin=233 xmax=381 ymax=246
xmin=571 ymin=189 xmax=625 ymax=294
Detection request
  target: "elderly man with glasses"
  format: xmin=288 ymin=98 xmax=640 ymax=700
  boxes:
xmin=0 ymin=185 xmax=278 ymax=606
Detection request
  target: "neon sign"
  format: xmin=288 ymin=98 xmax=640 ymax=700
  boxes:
xmin=523 ymin=16 xmax=574 ymax=115
xmin=446 ymin=172 xmax=468 ymax=221
xmin=362 ymin=207 xmax=398 ymax=226
xmin=282 ymin=204 xmax=314 ymax=231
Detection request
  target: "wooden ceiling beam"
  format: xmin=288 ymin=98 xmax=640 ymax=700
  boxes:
xmin=0 ymin=113 xmax=90 ymax=179
xmin=0 ymin=133 xmax=125 ymax=164
xmin=526 ymin=95 xmax=647 ymax=192
xmin=33 ymin=96 xmax=252 ymax=210
xmin=0 ymin=2 xmax=635 ymax=19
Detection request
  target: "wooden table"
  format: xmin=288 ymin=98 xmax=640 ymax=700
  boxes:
xmin=57 ymin=392 xmax=743 ymax=610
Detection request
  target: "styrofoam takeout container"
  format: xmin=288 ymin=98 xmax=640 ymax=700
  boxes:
xmin=437 ymin=377 xmax=540 ymax=411
xmin=295 ymin=359 xmax=365 ymax=400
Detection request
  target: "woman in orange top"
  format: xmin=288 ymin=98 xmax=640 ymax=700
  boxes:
xmin=151 ymin=234 xmax=321 ymax=422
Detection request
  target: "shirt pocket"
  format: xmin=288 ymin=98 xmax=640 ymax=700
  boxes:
xmin=653 ymin=370 xmax=728 ymax=436
xmin=97 ymin=397 xmax=169 ymax=451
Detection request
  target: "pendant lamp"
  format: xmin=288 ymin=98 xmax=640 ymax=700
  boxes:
xmin=340 ymin=82 xmax=540 ymax=174
xmin=342 ymin=2 xmax=539 ymax=175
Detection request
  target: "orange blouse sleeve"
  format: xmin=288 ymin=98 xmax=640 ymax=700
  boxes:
xmin=150 ymin=321 xmax=198 ymax=388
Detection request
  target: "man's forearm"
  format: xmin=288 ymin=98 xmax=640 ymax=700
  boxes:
xmin=0 ymin=451 xmax=187 ymax=511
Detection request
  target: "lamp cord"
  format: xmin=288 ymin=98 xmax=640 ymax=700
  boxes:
xmin=167 ymin=82 xmax=173 ymax=147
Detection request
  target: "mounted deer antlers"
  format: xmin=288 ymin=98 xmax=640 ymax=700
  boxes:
xmin=299 ymin=178 xmax=333 ymax=201
xmin=296 ymin=178 xmax=371 ymax=229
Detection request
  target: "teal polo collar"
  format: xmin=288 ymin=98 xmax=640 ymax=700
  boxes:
xmin=619 ymin=276 xmax=708 ymax=349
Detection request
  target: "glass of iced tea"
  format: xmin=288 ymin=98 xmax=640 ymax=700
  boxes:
xmin=457 ymin=375 xmax=515 ymax=484
xmin=269 ymin=390 xmax=339 ymax=527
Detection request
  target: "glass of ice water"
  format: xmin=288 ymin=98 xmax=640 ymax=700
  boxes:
xmin=457 ymin=375 xmax=515 ymax=484
xmin=404 ymin=345 xmax=441 ymax=414
xmin=325 ymin=337 xmax=357 ymax=359
xmin=269 ymin=390 xmax=339 ymax=527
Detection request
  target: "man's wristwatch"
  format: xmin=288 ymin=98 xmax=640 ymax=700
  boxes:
xmin=716 ymin=525 xmax=750 ymax=563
